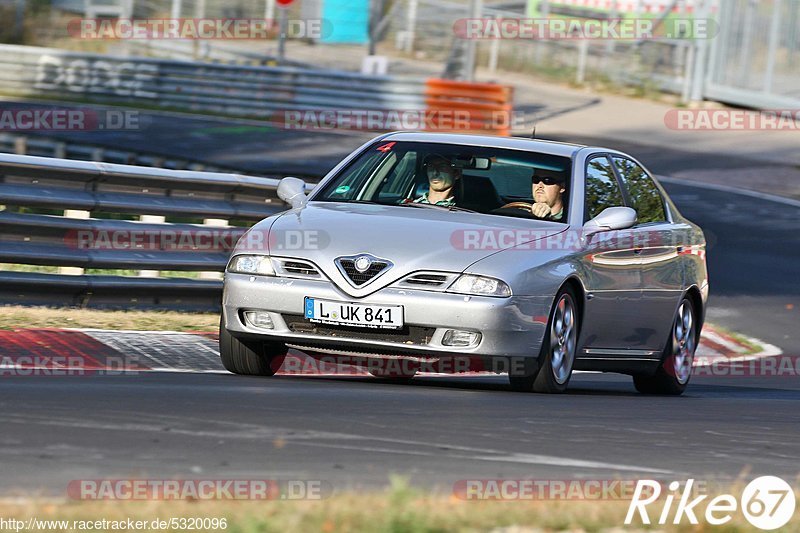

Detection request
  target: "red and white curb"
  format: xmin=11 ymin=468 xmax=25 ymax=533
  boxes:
xmin=0 ymin=323 xmax=782 ymax=378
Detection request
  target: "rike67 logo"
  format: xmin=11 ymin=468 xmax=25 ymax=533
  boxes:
xmin=625 ymin=476 xmax=796 ymax=530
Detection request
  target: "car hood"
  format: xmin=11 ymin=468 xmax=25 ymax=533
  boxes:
xmin=244 ymin=202 xmax=566 ymax=297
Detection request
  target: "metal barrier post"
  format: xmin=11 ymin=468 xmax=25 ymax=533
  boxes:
xmin=138 ymin=214 xmax=166 ymax=278
xmin=576 ymin=39 xmax=589 ymax=85
xmin=14 ymin=137 xmax=26 ymax=155
xmin=404 ymin=0 xmax=418 ymax=53
xmin=463 ymin=0 xmax=482 ymax=82
xmin=59 ymin=210 xmax=91 ymax=275
xmin=488 ymin=15 xmax=500 ymax=72
xmin=764 ymin=0 xmax=782 ymax=93
xmin=689 ymin=0 xmax=712 ymax=103
xmin=199 ymin=218 xmax=228 ymax=280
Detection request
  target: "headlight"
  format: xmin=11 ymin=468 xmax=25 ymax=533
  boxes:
xmin=447 ymin=274 xmax=511 ymax=297
xmin=227 ymin=254 xmax=275 ymax=276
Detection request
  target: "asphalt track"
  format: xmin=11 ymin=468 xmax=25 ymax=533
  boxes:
xmin=1 ymin=101 xmax=799 ymax=495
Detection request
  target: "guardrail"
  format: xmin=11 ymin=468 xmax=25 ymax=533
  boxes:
xmin=126 ymin=40 xmax=314 ymax=69
xmin=0 ymin=132 xmax=242 ymax=173
xmin=0 ymin=44 xmax=427 ymax=118
xmin=0 ymin=44 xmax=515 ymax=135
xmin=425 ymin=79 xmax=514 ymax=136
xmin=0 ymin=152 xmax=308 ymax=310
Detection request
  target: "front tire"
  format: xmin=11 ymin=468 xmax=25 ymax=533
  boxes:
xmin=633 ymin=298 xmax=697 ymax=395
xmin=509 ymin=286 xmax=579 ymax=393
xmin=219 ymin=317 xmax=286 ymax=376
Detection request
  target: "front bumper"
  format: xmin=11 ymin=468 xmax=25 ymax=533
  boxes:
xmin=222 ymin=273 xmax=553 ymax=358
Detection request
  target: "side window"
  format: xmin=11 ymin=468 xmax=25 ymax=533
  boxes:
xmin=326 ymin=151 xmax=385 ymax=200
xmin=612 ymin=157 xmax=667 ymax=224
xmin=382 ymin=152 xmax=417 ymax=195
xmin=585 ymin=156 xmax=624 ymax=221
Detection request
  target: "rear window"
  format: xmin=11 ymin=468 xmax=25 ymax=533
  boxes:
xmin=612 ymin=157 xmax=667 ymax=224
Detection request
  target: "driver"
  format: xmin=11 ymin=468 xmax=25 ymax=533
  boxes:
xmin=413 ymin=154 xmax=461 ymax=207
xmin=529 ymin=168 xmax=566 ymax=221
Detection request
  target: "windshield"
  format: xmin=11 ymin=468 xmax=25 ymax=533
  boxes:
xmin=313 ymin=141 xmax=572 ymax=223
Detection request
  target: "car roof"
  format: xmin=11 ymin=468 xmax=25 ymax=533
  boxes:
xmin=381 ymin=132 xmax=588 ymax=158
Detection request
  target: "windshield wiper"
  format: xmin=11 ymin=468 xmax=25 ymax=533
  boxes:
xmin=447 ymin=205 xmax=478 ymax=213
xmin=395 ymin=202 xmax=478 ymax=214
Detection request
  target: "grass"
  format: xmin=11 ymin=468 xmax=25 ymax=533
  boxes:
xmin=0 ymin=306 xmax=218 ymax=332
xmin=1 ymin=479 xmax=797 ymax=532
xmin=703 ymin=323 xmax=764 ymax=355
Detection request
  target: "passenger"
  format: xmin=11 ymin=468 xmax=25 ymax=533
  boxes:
xmin=414 ymin=154 xmax=461 ymax=207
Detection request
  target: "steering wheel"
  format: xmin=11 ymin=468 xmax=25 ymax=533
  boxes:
xmin=498 ymin=201 xmax=533 ymax=211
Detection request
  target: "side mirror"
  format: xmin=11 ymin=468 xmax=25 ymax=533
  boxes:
xmin=277 ymin=177 xmax=307 ymax=208
xmin=583 ymin=206 xmax=637 ymax=236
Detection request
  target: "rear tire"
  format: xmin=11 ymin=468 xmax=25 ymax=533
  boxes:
xmin=509 ymin=286 xmax=579 ymax=394
xmin=633 ymin=298 xmax=697 ymax=395
xmin=219 ymin=317 xmax=286 ymax=376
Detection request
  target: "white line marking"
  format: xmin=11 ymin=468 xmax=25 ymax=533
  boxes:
xmin=290 ymin=441 xmax=674 ymax=474
xmin=463 ymin=453 xmax=674 ymax=473
xmin=0 ymin=411 xmax=674 ymax=474
xmin=703 ymin=329 xmax=751 ymax=354
xmin=657 ymin=176 xmax=800 ymax=208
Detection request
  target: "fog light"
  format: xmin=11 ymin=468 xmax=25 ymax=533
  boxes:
xmin=243 ymin=311 xmax=274 ymax=330
xmin=442 ymin=329 xmax=481 ymax=347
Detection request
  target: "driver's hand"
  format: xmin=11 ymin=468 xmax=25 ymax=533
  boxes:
xmin=531 ymin=202 xmax=551 ymax=218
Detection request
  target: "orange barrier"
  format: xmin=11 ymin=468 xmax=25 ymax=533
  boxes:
xmin=424 ymin=79 xmax=514 ymax=136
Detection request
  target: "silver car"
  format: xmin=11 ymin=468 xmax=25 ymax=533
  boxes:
xmin=220 ymin=132 xmax=708 ymax=394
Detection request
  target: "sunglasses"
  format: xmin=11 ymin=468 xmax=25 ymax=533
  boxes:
xmin=532 ymin=176 xmax=563 ymax=186
xmin=428 ymin=164 xmax=454 ymax=173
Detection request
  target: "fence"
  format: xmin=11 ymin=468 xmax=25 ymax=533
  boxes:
xmin=703 ymin=0 xmax=800 ymax=109
xmin=0 ymin=152 xmax=304 ymax=310
xmin=384 ymin=0 xmax=699 ymax=97
xmin=383 ymin=0 xmax=799 ymax=109
xmin=14 ymin=0 xmax=799 ymax=109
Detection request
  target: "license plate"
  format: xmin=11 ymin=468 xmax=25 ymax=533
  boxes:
xmin=304 ymin=297 xmax=404 ymax=329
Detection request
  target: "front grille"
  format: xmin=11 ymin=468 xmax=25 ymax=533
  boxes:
xmin=403 ymin=273 xmax=449 ymax=287
xmin=282 ymin=260 xmax=319 ymax=277
xmin=337 ymin=259 xmax=389 ymax=286
xmin=274 ymin=258 xmax=321 ymax=279
xmin=283 ymin=314 xmax=434 ymax=345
